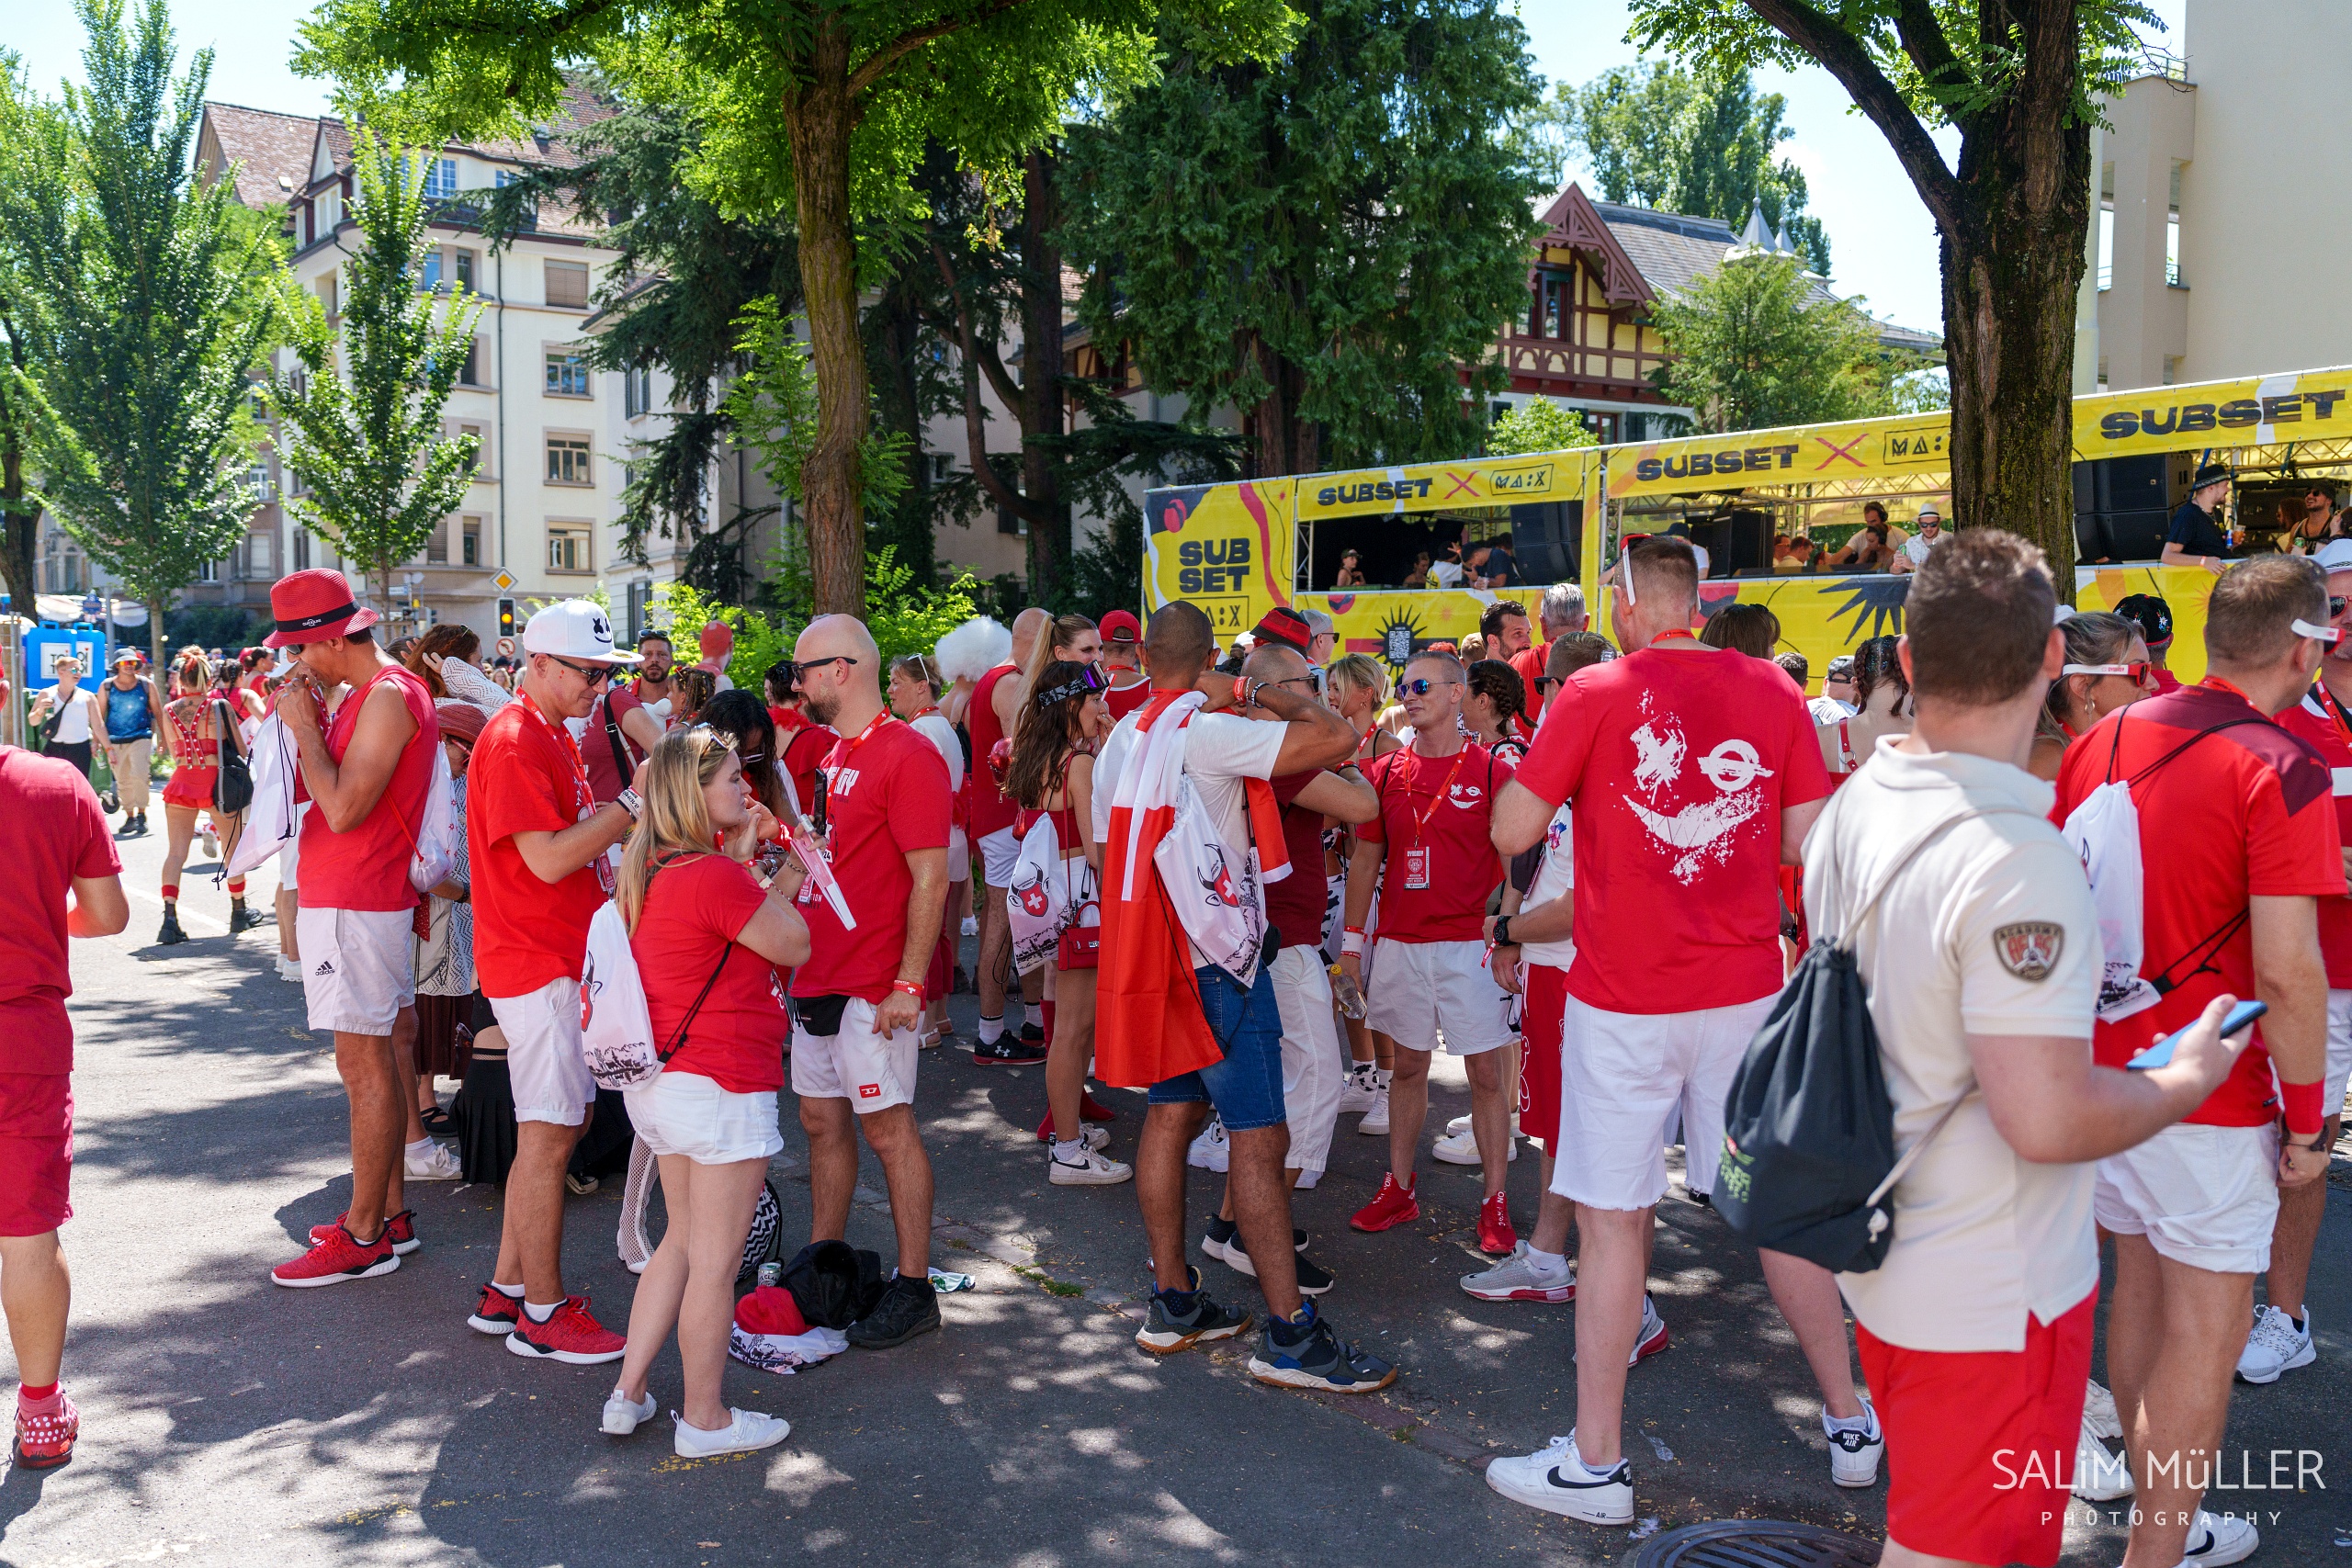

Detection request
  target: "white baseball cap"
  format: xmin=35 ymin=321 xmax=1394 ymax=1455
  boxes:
xmin=2313 ymin=539 xmax=2352 ymax=575
xmin=521 ymin=600 xmax=641 ymax=664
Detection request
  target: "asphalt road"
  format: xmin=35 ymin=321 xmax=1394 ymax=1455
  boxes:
xmin=3 ymin=824 xmax=2346 ymax=1567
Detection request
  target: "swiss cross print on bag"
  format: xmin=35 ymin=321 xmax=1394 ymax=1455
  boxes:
xmin=408 ymin=739 xmax=458 ymax=895
xmin=580 ymin=902 xmax=661 ymax=1089
xmin=1006 ymin=814 xmax=1070 ymax=976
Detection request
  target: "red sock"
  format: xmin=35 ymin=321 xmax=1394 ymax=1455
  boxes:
xmin=228 ymin=877 xmax=247 ymax=897
xmin=17 ymin=1382 xmax=62 ymax=1416
xmin=162 ymin=884 xmax=178 ymax=903
xmin=1042 ymin=999 xmax=1057 ymax=1050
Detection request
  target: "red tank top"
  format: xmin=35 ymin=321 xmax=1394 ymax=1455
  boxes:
xmin=299 ymin=663 xmax=440 ymax=912
xmin=967 ymin=664 xmax=1019 ymax=838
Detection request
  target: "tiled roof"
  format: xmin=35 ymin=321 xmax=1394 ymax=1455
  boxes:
xmin=198 ymin=102 xmax=320 ymax=209
xmin=447 ymin=77 xmax=617 ymax=170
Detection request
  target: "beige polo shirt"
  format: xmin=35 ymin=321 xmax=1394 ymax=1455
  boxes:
xmin=1803 ymin=739 xmax=2101 ymax=1353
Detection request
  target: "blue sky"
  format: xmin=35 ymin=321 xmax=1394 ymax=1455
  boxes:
xmin=13 ymin=0 xmax=2186 ymax=337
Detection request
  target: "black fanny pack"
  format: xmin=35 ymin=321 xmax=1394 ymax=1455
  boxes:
xmin=791 ymin=993 xmax=853 ymax=1038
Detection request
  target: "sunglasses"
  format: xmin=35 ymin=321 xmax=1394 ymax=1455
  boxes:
xmin=1400 ymin=677 xmax=1461 ymax=697
xmin=544 ymin=653 xmax=615 ymax=688
xmin=2063 ymin=661 xmax=2154 ymax=682
xmin=1035 ymin=663 xmax=1112 ymax=708
xmin=2331 ymin=596 xmax=2349 ymax=619
xmin=2293 ymin=617 xmax=2345 ymax=645
xmin=790 ymin=655 xmax=858 ymax=683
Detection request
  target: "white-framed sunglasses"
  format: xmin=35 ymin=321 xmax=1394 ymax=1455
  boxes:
xmin=2293 ymin=617 xmax=2344 ymax=645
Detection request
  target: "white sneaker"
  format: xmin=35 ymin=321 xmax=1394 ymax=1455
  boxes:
xmin=2072 ymin=1424 xmax=2133 ymax=1500
xmin=961 ymin=915 xmax=978 ymax=938
xmin=1048 ymin=1147 xmax=1133 ymax=1185
xmin=1460 ymin=1243 xmax=1576 ymax=1303
xmin=1572 ymin=1294 xmax=1669 ymax=1366
xmin=2180 ymin=1507 xmax=2259 ymax=1565
xmin=1295 ymin=1167 xmax=1321 ymax=1190
xmin=673 ymin=1406 xmax=791 ymax=1459
xmin=1187 ymin=1116 xmax=1229 ymax=1172
xmin=1826 ymin=1404 xmax=1883 ymax=1488
xmin=404 ymin=1141 xmax=462 ymax=1180
xmin=201 ymin=827 xmax=219 ymax=859
xmin=1357 ymin=1087 xmax=1390 ymax=1135
xmin=277 ymin=953 xmax=303 ymax=981
xmin=2236 ymin=1303 xmax=2315 ymax=1384
xmin=1485 ymin=1430 xmax=1634 ymax=1524
xmin=1432 ymin=1125 xmax=1515 ymax=1166
xmin=602 ymin=1389 xmax=656 ymax=1435
xmin=1337 ymin=1064 xmax=1381 ymax=1113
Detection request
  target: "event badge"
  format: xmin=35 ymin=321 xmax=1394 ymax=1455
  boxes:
xmin=1403 ymin=846 xmax=1430 ymax=889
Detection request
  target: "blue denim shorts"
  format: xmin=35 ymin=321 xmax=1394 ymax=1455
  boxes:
xmin=1148 ymin=964 xmax=1288 ymax=1132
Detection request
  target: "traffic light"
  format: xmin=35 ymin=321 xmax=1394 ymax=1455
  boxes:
xmin=498 ymin=598 xmax=516 ymax=639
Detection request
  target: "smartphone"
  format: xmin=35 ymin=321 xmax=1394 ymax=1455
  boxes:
xmin=2127 ymin=998 xmax=2267 ymax=1069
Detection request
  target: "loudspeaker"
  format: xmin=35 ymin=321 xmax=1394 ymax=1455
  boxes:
xmin=2075 ymin=510 xmax=2116 ymax=562
xmin=2099 ymin=455 xmax=2170 ymax=513
xmin=1508 ymin=501 xmax=1579 ymax=585
xmin=2106 ymin=508 xmax=2171 ymax=561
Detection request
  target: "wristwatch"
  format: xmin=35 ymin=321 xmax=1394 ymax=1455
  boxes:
xmin=615 ymin=786 xmax=643 ymax=821
xmin=2287 ymin=1131 xmax=2332 ymax=1156
xmin=1493 ymin=914 xmax=1516 ymax=948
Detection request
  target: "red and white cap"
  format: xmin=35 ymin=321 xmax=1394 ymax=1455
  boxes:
xmin=522 ymin=600 xmax=641 ymax=664
xmin=264 ymin=568 xmax=379 ymax=649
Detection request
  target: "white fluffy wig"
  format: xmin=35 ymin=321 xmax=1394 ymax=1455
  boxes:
xmin=934 ymin=615 xmax=1013 ymax=683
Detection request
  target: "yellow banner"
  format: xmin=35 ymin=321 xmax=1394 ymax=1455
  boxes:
xmin=1291 ymin=589 xmax=1511 ymax=664
xmin=1295 ymin=450 xmax=1592 ymax=522
xmin=1607 ymin=413 xmax=1953 ymax=500
xmin=2071 ymin=365 xmax=2352 ymax=460
xmin=1142 ymin=478 xmax=1295 ymax=640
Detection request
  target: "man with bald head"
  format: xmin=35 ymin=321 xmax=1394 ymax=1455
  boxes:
xmin=970 ymin=606 xmax=1055 ymax=1063
xmin=787 ymin=614 xmax=956 ymax=1348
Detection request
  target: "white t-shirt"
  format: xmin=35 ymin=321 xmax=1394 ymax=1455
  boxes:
xmin=1903 ymin=531 xmax=1945 ymax=566
xmin=910 ymin=710 xmax=965 ymax=795
xmin=1803 ymin=739 xmax=2101 ymax=1353
xmin=1430 ymin=560 xmax=1465 ymax=589
xmin=1807 ymin=695 xmax=1858 ymax=725
xmin=1093 ymin=702 xmax=1287 ymax=971
xmin=1517 ymin=803 xmax=1575 ymax=968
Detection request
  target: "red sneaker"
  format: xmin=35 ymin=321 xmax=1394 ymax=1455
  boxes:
xmin=1080 ymin=1092 xmax=1115 ymax=1123
xmin=505 ymin=1295 xmax=627 ymax=1364
xmin=311 ymin=1210 xmax=417 ymax=1256
xmin=13 ymin=1394 xmax=77 ymax=1471
xmin=271 ymin=1223 xmax=399 ymax=1288
xmin=467 ymin=1283 xmax=524 ymax=1335
xmin=1350 ymin=1171 xmax=1419 ymax=1233
xmin=1476 ymin=1191 xmax=1517 ymax=1256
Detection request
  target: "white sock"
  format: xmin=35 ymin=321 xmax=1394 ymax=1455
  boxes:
xmin=492 ymin=1280 xmax=525 ymax=1299
xmin=1374 ymin=1067 xmax=1393 ymax=1089
xmin=978 ymin=1014 xmax=1004 ymax=1044
xmin=405 ymin=1136 xmax=433 ymax=1157
xmin=1523 ymin=1247 xmax=1570 ymax=1283
xmin=1052 ymin=1137 xmax=1086 ymax=1163
xmin=1825 ymin=1405 xmax=1877 ymax=1438
xmin=1562 ymin=1438 xmax=1614 ymax=1478
xmin=524 ymin=1299 xmax=562 ymax=1324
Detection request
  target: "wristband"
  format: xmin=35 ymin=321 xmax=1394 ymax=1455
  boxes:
xmin=890 ymin=980 xmax=926 ymax=1001
xmin=615 ymin=786 xmax=643 ymax=821
xmin=1233 ymin=675 xmax=1249 ymax=709
xmin=1340 ymin=931 xmax=1365 ymax=958
xmin=2280 ymin=1079 xmax=2326 ymax=1141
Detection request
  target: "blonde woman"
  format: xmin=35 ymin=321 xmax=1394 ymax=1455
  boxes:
xmin=1323 ymin=652 xmax=1398 ymax=1127
xmin=154 ymin=650 xmax=250 ymax=944
xmin=603 ymin=728 xmax=809 ymax=1459
xmin=1328 ymin=653 xmax=1401 ymax=762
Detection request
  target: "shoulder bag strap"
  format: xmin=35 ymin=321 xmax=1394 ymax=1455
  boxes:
xmin=602 ymin=690 xmax=634 ymax=782
xmin=657 ymin=945 xmax=733 ymax=1065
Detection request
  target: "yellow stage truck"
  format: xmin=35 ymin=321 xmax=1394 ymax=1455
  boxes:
xmin=1142 ymin=363 xmax=2352 ymax=688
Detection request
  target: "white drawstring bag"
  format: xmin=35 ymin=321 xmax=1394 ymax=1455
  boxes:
xmin=580 ymin=902 xmax=660 ymax=1089
xmin=1006 ymin=815 xmax=1069 ymax=976
xmin=225 ymin=715 xmax=298 ymax=879
xmin=2060 ymin=779 xmax=2157 ymax=1023
xmin=408 ymin=740 xmax=458 ymax=894
xmin=1153 ymin=764 xmax=1268 ymax=983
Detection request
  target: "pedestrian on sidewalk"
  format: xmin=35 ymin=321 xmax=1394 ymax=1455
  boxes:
xmin=99 ymin=650 xmax=164 ymax=838
xmin=604 ymin=728 xmax=808 ymax=1457
xmin=0 ymin=739 xmax=128 ymax=1471
xmin=461 ymin=600 xmax=642 ymax=1360
xmin=266 ymin=572 xmax=444 ymax=1285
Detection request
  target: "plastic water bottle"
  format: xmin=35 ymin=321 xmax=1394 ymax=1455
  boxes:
xmin=756 ymin=1260 xmax=782 ymax=1290
xmin=1329 ymin=964 xmax=1367 ymax=1021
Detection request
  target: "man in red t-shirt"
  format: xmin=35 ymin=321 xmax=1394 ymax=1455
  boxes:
xmin=265 ymin=570 xmax=447 ymax=1289
xmin=2054 ymin=556 xmax=2338 ymax=1568
xmin=463 ymin=600 xmax=643 ymax=1363
xmin=786 ymin=614 xmax=954 ymax=1348
xmin=2256 ymin=540 xmax=2352 ymax=1383
xmin=582 ymin=677 xmax=662 ymax=807
xmin=1490 ymin=536 xmax=1848 ymax=1524
xmin=1340 ymin=651 xmax=1519 ymax=1249
xmin=1512 ymin=582 xmax=1589 ymax=724
xmin=0 ymin=744 xmax=127 ymax=1472
xmin=970 ymin=607 xmax=1051 ymax=1062
xmin=1099 ymin=609 xmax=1152 ymax=721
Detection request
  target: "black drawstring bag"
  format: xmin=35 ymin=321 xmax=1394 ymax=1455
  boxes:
xmin=1715 ymin=802 xmax=2022 ymax=1274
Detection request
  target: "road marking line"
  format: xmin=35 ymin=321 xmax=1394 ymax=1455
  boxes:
xmin=121 ymin=884 xmax=231 ymax=934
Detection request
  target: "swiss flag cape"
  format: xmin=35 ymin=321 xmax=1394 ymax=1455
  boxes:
xmin=1095 ymin=690 xmax=1291 ymax=1089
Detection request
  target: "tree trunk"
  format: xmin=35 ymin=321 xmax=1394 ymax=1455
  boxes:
xmin=1246 ymin=334 xmax=1317 ymax=479
xmin=783 ymin=17 xmax=868 ymax=618
xmin=1019 ymin=146 xmax=1066 ymax=607
xmin=149 ymin=596 xmax=166 ymax=678
xmin=0 ymin=458 xmax=37 ymax=636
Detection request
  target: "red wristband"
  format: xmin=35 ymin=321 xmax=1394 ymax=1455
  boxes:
xmin=1343 ymin=925 xmax=1365 ymax=935
xmin=1233 ymin=675 xmax=1249 ymax=709
xmin=891 ymin=980 xmax=925 ymax=1000
xmin=2280 ymin=1079 xmax=2326 ymax=1140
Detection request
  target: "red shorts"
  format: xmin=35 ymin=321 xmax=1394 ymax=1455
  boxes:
xmin=1856 ymin=1290 xmax=2097 ymax=1568
xmin=1516 ymin=963 xmax=1567 ymax=1151
xmin=0 ymin=1072 xmax=74 ymax=1235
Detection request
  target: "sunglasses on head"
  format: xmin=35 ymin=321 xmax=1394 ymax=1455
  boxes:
xmin=1035 ymin=663 xmax=1111 ymax=708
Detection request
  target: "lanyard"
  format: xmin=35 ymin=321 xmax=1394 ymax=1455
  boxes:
xmin=909 ymin=705 xmax=938 ymax=721
xmin=2316 ymin=682 xmax=2352 ymax=750
xmin=814 ymin=710 xmax=891 ymax=834
xmin=520 ymin=690 xmax=593 ymax=819
xmin=1396 ymin=746 xmax=1468 ymax=846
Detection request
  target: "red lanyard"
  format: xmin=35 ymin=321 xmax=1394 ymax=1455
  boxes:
xmin=836 ymin=709 xmax=895 ymax=760
xmin=2315 ymin=682 xmax=2352 ymax=750
xmin=1396 ymin=747 xmax=1468 ymax=846
xmin=909 ymin=705 xmax=938 ymax=721
xmin=520 ymin=691 xmax=593 ymax=818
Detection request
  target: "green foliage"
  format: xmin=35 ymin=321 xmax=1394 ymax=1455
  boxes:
xmin=1486 ymin=399 xmax=1596 ymax=457
xmin=650 ymin=580 xmax=792 ymax=694
xmin=0 ymin=0 xmax=281 ymax=649
xmin=1542 ymin=61 xmax=1830 ymax=276
xmin=655 ymin=549 xmax=979 ymax=689
xmin=864 ymin=548 xmax=982 ymax=666
xmin=1650 ymin=255 xmax=1925 ymax=434
xmin=722 ymin=296 xmax=911 ymax=521
xmin=1061 ymin=0 xmax=1550 ymax=472
xmin=267 ymin=122 xmax=482 ymax=601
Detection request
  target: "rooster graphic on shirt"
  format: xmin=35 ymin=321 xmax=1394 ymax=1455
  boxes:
xmin=1622 ymin=694 xmax=1774 ymax=884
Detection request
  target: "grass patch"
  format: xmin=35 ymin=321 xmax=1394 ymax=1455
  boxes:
xmin=1012 ymin=1264 xmax=1088 ymax=1299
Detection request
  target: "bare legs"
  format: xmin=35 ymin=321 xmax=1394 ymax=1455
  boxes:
xmin=0 ymin=1232 xmax=69 ymax=1388
xmin=1759 ymin=1249 xmax=1865 ymax=1421
xmin=2263 ymin=1110 xmax=2338 ymax=1321
xmin=800 ymin=1098 xmax=933 ymax=1279
xmin=2108 ymin=1234 xmax=2255 ymax=1568
xmin=334 ymin=1026 xmax=406 ymax=1242
xmin=494 ymin=1115 xmax=589 ymax=1302
xmin=615 ymin=1153 xmax=771 ymax=1431
xmin=1046 ymin=965 xmax=1096 ymax=1142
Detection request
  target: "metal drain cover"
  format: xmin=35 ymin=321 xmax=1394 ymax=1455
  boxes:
xmin=1633 ymin=1520 xmax=1880 ymax=1568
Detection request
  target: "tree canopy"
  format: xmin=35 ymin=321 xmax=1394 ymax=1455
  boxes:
xmin=1061 ymin=0 xmax=1549 ymax=479
xmin=1651 ymin=254 xmax=1922 ymax=433
xmin=1545 ymin=60 xmax=1830 ymax=276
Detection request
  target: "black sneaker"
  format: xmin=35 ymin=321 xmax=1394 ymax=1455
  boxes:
xmin=1248 ymin=1303 xmax=1396 ymax=1393
xmin=157 ymin=908 xmax=187 ymax=945
xmin=1203 ymin=1223 xmax=1332 ymax=1295
xmin=848 ymin=1274 xmax=941 ymax=1350
xmin=973 ymin=1033 xmax=1048 ymax=1066
xmin=229 ymin=899 xmax=258 ymax=933
xmin=1136 ymin=1267 xmax=1252 ymax=1354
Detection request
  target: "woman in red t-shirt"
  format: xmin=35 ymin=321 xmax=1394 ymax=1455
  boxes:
xmin=2028 ymin=612 xmax=2156 ymax=782
xmin=1005 ymin=660 xmax=1128 ymax=1184
xmin=605 ymin=728 xmax=809 ymax=1455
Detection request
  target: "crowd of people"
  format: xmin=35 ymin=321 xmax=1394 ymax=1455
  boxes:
xmin=4 ymin=536 xmax=2342 ymax=1568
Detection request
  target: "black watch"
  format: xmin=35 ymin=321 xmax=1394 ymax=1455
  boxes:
xmin=1493 ymin=915 xmax=1515 ymax=948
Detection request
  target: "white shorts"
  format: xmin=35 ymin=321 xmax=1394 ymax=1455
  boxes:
xmin=624 ymin=1069 xmax=784 ymax=1165
xmin=1365 ymin=938 xmax=1510 ymax=1056
xmin=979 ymin=825 xmax=1022 ymax=888
xmin=1551 ymin=992 xmax=1775 ymax=1212
xmin=2326 ymin=987 xmax=2352 ymax=1115
xmin=297 ymin=906 xmax=415 ymax=1036
xmin=791 ymin=997 xmax=919 ymax=1112
xmin=948 ymin=826 xmax=970 ymax=885
xmin=1271 ymin=946 xmax=1344 ymax=1174
xmin=490 ymin=976 xmax=596 ymax=1127
xmin=2094 ymin=1122 xmax=2280 ymax=1275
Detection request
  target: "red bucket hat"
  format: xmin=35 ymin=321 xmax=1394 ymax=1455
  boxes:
xmin=1250 ymin=606 xmax=1313 ymax=655
xmin=264 ymin=568 xmax=379 ymax=649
